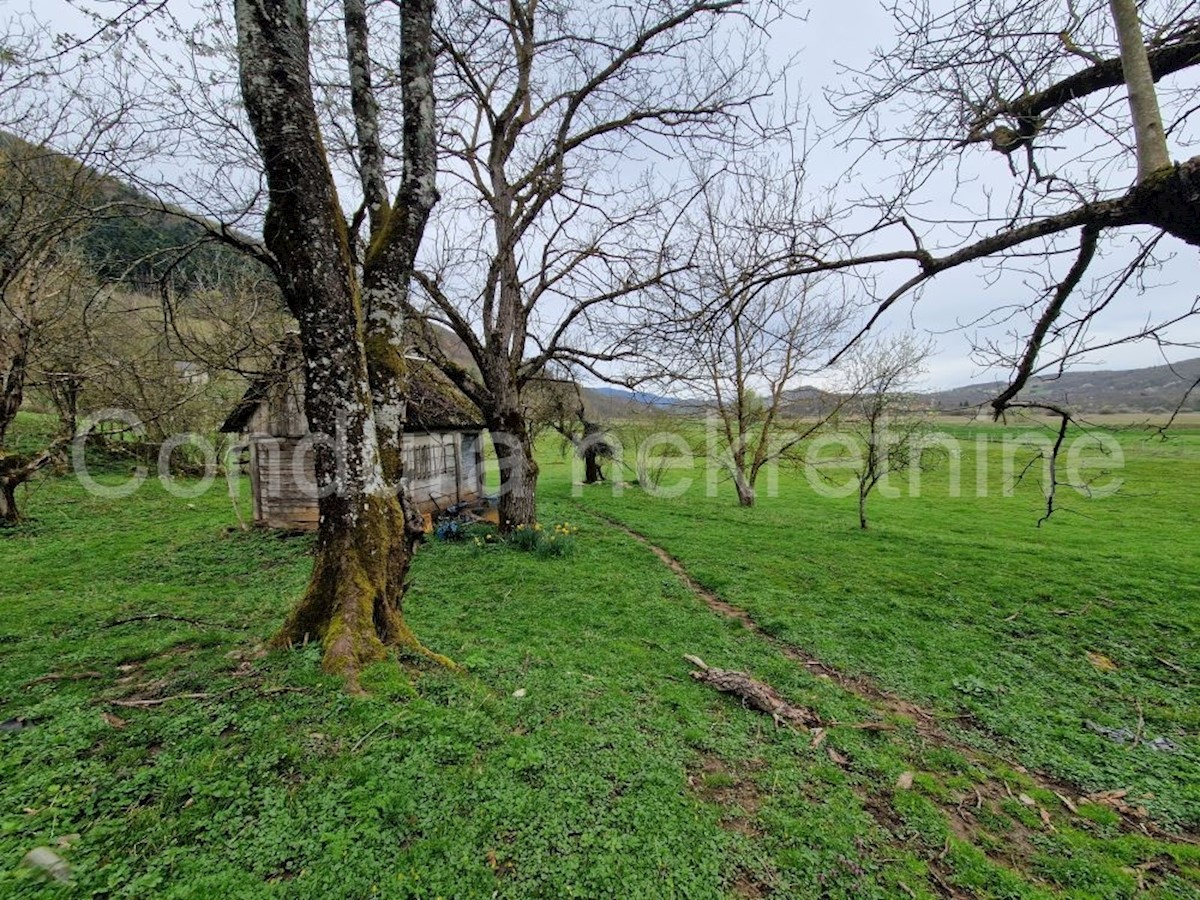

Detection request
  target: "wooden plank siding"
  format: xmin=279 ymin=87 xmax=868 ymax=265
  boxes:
xmin=244 ymin=430 xmax=486 ymax=531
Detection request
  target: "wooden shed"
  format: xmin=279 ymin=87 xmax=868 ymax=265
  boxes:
xmin=220 ymin=339 xmax=487 ymax=531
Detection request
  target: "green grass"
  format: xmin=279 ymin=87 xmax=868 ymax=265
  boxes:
xmin=566 ymin=423 xmax=1200 ymax=827
xmin=1 ymin=416 xmax=1198 ymax=897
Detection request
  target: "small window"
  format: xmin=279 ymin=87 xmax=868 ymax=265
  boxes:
xmin=408 ymin=445 xmax=433 ymax=479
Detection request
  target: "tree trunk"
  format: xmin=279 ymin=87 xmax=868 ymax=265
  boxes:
xmin=731 ymin=444 xmax=756 ymax=506
xmin=348 ymin=0 xmax=438 ymax=553
xmin=581 ymin=420 xmax=606 ymax=484
xmin=0 ymin=442 xmax=62 ymax=524
xmin=0 ymin=477 xmax=17 ymax=524
xmin=734 ymin=475 xmax=756 ymax=507
xmin=583 ymin=446 xmax=603 ymax=484
xmin=1108 ymin=0 xmax=1172 ymax=182
xmin=491 ymin=404 xmax=539 ymax=532
xmin=235 ymin=0 xmax=445 ymax=688
xmin=274 ymin=492 xmax=431 ymax=672
xmin=858 ymin=488 xmax=869 ymax=530
xmin=52 ymin=374 xmax=82 ymax=440
xmin=0 ymin=319 xmax=31 ymax=448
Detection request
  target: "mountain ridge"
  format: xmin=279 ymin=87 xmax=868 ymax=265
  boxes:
xmin=580 ymin=357 xmax=1200 ymax=417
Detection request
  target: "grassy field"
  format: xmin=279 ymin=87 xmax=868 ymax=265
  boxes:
xmin=2 ymin=416 xmax=1198 ymax=897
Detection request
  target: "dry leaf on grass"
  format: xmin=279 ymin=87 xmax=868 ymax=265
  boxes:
xmin=1086 ymin=651 xmax=1119 ymax=672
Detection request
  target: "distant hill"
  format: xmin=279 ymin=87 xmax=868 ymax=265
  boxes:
xmin=573 ymin=358 xmax=1200 ymax=421
xmin=0 ymin=131 xmax=265 ymax=293
xmin=927 ymin=358 xmax=1200 ymax=415
xmin=586 ymin=386 xmax=678 ymax=408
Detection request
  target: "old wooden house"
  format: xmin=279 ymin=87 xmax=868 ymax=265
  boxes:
xmin=221 ymin=340 xmax=487 ymax=531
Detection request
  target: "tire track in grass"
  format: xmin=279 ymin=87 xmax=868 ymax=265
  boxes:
xmin=583 ymin=507 xmax=1200 ymax=890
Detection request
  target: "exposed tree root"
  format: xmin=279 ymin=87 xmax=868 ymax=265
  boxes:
xmin=272 ymin=494 xmax=456 ymax=691
xmin=111 ymin=692 xmax=212 ymax=708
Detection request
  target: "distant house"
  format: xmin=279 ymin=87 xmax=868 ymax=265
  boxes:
xmin=220 ymin=338 xmax=486 ymax=531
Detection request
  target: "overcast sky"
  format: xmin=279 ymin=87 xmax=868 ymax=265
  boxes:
xmin=26 ymin=0 xmax=1200 ymax=390
xmin=775 ymin=1 xmax=1200 ymax=389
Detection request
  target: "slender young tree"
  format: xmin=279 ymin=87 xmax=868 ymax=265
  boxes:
xmin=838 ymin=335 xmax=931 ymax=530
xmin=640 ymin=161 xmax=849 ymax=506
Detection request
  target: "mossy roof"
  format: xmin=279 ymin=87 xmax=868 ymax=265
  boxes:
xmin=220 ymin=338 xmax=484 ymax=434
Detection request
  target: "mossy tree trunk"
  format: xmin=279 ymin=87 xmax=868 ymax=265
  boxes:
xmin=235 ymin=0 xmax=445 ymax=689
xmin=347 ymin=0 xmax=439 ymax=551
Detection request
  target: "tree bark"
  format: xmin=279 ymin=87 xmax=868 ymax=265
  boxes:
xmin=0 ymin=319 xmax=31 ymax=448
xmin=579 ymin=419 xmax=607 ymax=484
xmin=350 ymin=0 xmax=439 ymax=547
xmin=0 ymin=476 xmax=18 ymax=524
xmin=490 ymin=402 xmax=539 ymax=533
xmin=1108 ymin=0 xmax=1172 ymax=182
xmin=734 ymin=476 xmax=756 ymax=507
xmin=234 ymin=0 xmax=444 ymax=688
xmin=48 ymin=373 xmax=82 ymax=440
xmin=583 ymin=446 xmax=603 ymax=484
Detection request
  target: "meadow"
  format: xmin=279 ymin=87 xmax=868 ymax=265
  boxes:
xmin=1 ymin=416 xmax=1198 ymax=897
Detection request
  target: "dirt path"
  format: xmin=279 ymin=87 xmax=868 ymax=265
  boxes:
xmin=586 ymin=509 xmax=1200 ymax=873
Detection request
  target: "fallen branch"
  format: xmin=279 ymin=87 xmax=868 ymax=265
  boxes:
xmin=104 ymin=614 xmax=236 ymax=630
xmin=684 ymin=655 xmax=819 ymax=728
xmin=25 ymin=671 xmax=103 ymax=685
xmin=827 ymin=720 xmax=897 ymax=732
xmin=351 ymin=719 xmax=392 ymax=753
xmin=1155 ymin=656 xmax=1188 ymax=675
xmin=110 ymin=692 xmax=211 ymax=708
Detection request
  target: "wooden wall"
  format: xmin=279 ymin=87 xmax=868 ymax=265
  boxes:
xmin=401 ymin=431 xmax=486 ymax=517
xmin=249 ymin=437 xmax=319 ymax=531
xmin=247 ymin=430 xmax=486 ymax=531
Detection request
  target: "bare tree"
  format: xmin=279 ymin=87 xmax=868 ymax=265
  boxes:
xmin=0 ymin=134 xmax=102 ymax=445
xmin=0 ymin=248 xmax=83 ymax=523
xmin=780 ymin=1 xmax=1200 ymax=432
xmin=640 ymin=160 xmax=849 ymax=506
xmin=0 ymin=35 xmax=117 ymax=521
xmin=406 ymin=0 xmax=786 ymax=530
xmin=839 ymin=334 xmax=932 ymax=530
xmin=524 ymin=376 xmax=613 ymax=484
